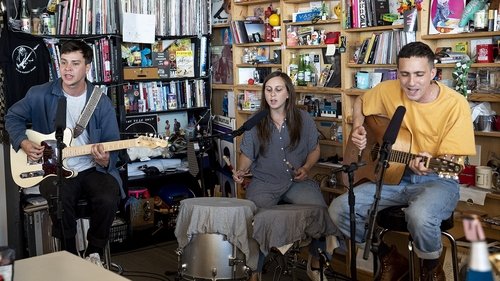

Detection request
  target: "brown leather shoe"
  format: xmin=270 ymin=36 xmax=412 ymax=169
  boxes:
xmin=375 ymin=245 xmax=409 ymax=281
xmin=420 ymin=264 xmax=445 ymax=281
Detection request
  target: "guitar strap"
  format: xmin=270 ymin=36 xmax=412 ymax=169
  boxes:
xmin=73 ymin=86 xmax=104 ymax=138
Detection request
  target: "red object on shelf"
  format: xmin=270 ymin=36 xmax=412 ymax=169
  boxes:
xmin=459 ymin=165 xmax=476 ymax=186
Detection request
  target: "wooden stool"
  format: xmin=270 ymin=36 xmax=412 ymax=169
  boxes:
xmin=375 ymin=205 xmax=459 ymax=281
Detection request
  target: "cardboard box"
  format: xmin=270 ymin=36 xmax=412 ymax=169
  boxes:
xmin=123 ymin=67 xmax=160 ymax=80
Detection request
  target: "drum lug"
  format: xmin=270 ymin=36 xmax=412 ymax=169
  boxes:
xmin=211 ymin=267 xmax=217 ymax=279
xmin=175 ymin=248 xmax=182 ymax=256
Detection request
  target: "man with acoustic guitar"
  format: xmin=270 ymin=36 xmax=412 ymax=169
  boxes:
xmin=328 ymin=42 xmax=475 ymax=280
xmin=5 ymin=40 xmax=123 ymax=266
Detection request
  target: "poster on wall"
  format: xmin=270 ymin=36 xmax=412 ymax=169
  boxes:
xmin=428 ymin=0 xmax=466 ymax=34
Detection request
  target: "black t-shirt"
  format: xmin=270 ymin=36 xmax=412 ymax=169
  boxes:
xmin=0 ymin=27 xmax=50 ymax=108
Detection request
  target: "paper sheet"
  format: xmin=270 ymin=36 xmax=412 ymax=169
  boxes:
xmin=122 ymin=13 xmax=155 ymax=44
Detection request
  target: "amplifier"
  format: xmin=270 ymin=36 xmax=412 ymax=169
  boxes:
xmin=23 ymin=204 xmax=55 ymax=257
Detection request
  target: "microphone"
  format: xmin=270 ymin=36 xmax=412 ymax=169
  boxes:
xmin=382 ymin=106 xmax=406 ymax=145
xmin=231 ymin=109 xmax=269 ymax=137
xmin=376 ymin=106 xmax=406 ymax=173
xmin=55 ymin=97 xmax=66 ymax=140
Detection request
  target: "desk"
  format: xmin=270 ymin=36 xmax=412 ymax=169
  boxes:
xmin=14 ymin=251 xmax=129 ymax=281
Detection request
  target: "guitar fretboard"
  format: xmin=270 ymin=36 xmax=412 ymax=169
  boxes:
xmin=62 ymin=139 xmax=138 ymax=158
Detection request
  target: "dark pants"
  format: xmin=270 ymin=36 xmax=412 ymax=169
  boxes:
xmin=40 ymin=168 xmax=120 ymax=251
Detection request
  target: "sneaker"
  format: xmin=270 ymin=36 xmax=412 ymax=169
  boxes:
xmin=85 ymin=253 xmax=104 ymax=268
xmin=306 ymin=255 xmax=328 ymax=281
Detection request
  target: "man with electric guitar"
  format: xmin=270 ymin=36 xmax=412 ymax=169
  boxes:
xmin=328 ymin=42 xmax=476 ymax=281
xmin=5 ymin=40 xmax=123 ymax=267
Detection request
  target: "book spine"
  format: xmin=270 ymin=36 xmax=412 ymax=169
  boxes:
xmin=358 ymin=0 xmax=367 ymax=28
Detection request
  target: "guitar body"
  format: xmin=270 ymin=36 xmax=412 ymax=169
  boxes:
xmin=11 ymin=129 xmax=168 ymax=188
xmin=343 ymin=115 xmax=411 ymax=186
xmin=10 ymin=129 xmax=76 ymax=188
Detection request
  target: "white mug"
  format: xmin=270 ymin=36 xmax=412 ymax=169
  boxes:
xmin=475 ymin=166 xmax=498 ymax=189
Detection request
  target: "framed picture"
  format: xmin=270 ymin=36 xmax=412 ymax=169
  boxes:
xmin=428 ymin=0 xmax=466 ymax=34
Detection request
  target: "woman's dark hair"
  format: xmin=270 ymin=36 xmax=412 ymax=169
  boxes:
xmin=60 ymin=40 xmax=93 ymax=65
xmin=397 ymin=41 xmax=435 ymax=69
xmin=256 ymin=71 xmax=302 ymax=155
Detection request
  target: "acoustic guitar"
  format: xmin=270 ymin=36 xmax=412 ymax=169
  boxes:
xmin=11 ymin=128 xmax=168 ymax=188
xmin=342 ymin=115 xmax=463 ymax=186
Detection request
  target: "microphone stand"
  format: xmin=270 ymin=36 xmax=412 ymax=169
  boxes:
xmin=333 ymin=161 xmax=365 ymax=281
xmin=54 ymin=126 xmax=66 ymax=248
xmin=363 ymin=142 xmax=391 ymax=272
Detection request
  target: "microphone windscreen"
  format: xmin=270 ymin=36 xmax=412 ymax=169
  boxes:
xmin=55 ymin=97 xmax=67 ymax=130
xmin=382 ymin=106 xmax=406 ymax=145
xmin=242 ymin=109 xmax=268 ymax=131
xmin=187 ymin=141 xmax=199 ymax=177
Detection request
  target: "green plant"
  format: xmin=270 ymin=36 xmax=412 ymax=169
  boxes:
xmin=452 ymin=59 xmax=472 ymax=97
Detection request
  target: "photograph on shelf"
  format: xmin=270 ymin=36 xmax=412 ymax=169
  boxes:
xmin=428 ymin=0 xmax=466 ymax=34
xmin=211 ymin=45 xmax=233 ymax=84
xmin=124 ymin=114 xmax=159 ymax=137
xmin=157 ymin=111 xmax=189 ymax=138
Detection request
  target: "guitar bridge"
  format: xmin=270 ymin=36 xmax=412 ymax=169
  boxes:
xmin=20 ymin=171 xmax=45 ymax=179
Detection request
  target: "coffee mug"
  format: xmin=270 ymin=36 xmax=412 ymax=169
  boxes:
xmin=356 ymin=71 xmax=370 ymax=89
xmin=475 ymin=166 xmax=499 ymax=189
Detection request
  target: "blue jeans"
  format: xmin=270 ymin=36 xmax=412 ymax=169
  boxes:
xmin=248 ymin=180 xmax=328 ymax=271
xmin=328 ymin=172 xmax=459 ymax=260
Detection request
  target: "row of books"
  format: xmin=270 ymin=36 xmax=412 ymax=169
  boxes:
xmin=53 ymin=0 xmax=119 ymax=35
xmin=120 ymin=0 xmax=210 ymax=36
xmin=343 ymin=0 xmax=395 ymax=29
xmin=122 ymin=79 xmax=207 ymax=113
xmin=230 ymin=20 xmax=265 ymax=44
xmin=354 ymin=30 xmax=416 ymax=65
xmin=45 ymin=37 xmax=119 ymax=83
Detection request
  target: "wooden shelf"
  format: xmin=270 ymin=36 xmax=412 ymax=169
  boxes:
xmin=468 ymin=93 xmax=500 ymax=103
xmin=237 ymin=110 xmax=259 ymax=115
xmin=319 ymin=139 xmax=343 ymax=146
xmin=212 ymin=84 xmax=234 ymax=90
xmin=285 ymin=19 xmax=341 ymax=26
xmin=212 ymin=23 xmax=230 ymax=29
xmin=235 ymin=63 xmax=282 ymax=68
xmin=234 ymin=0 xmax=280 ymax=5
xmin=234 ymin=42 xmax=282 ymax=47
xmin=436 ymin=63 xmax=500 ymax=68
xmin=347 ymin=63 xmax=397 ymax=68
xmin=421 ymin=31 xmax=500 ymax=40
xmin=344 ymin=88 xmax=367 ymax=96
xmin=295 ymin=86 xmax=342 ymax=94
xmin=474 ymin=131 xmax=500 ymax=137
xmin=234 ymin=84 xmax=262 ymax=90
xmin=314 ymin=116 xmax=342 ymax=122
xmin=286 ymin=44 xmax=332 ymax=50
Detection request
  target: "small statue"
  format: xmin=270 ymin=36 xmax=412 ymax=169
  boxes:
xmin=459 ymin=0 xmax=487 ymax=27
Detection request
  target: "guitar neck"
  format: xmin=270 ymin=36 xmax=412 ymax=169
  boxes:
xmin=389 ymin=150 xmax=422 ymax=166
xmin=62 ymin=139 xmax=137 ymax=158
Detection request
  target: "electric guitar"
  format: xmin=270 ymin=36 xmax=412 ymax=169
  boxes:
xmin=11 ymin=129 xmax=168 ymax=188
xmin=342 ymin=115 xmax=464 ymax=186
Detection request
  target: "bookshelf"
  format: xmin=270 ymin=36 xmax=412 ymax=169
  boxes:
xmin=3 ymin=0 xmax=213 ymax=184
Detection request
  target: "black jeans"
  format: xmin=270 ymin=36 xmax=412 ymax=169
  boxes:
xmin=40 ymin=168 xmax=120 ymax=250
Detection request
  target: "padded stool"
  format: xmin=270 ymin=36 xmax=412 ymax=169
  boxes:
xmin=52 ymin=199 xmax=123 ymax=273
xmin=375 ymin=205 xmax=459 ymax=281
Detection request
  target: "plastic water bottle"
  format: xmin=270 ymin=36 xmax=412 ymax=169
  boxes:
xmin=465 ymin=241 xmax=494 ymax=281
